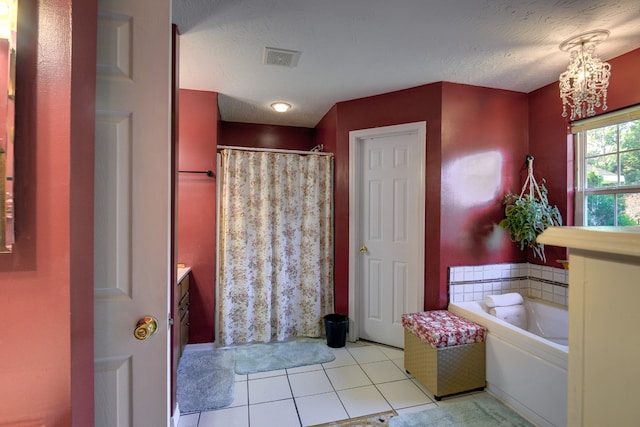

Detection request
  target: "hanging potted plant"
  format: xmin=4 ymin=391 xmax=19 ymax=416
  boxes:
xmin=499 ymin=155 xmax=563 ymax=262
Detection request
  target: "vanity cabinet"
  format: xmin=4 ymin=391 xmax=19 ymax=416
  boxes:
xmin=538 ymin=226 xmax=640 ymax=427
xmin=177 ymin=267 xmax=191 ymax=357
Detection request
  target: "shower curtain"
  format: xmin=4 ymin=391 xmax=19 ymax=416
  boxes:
xmin=218 ymin=149 xmax=334 ymax=346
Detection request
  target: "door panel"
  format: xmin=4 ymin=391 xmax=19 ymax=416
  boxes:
xmin=393 ymin=262 xmax=408 ymax=325
xmin=366 ymin=258 xmax=382 ymax=319
xmin=94 ymin=0 xmax=171 ymax=426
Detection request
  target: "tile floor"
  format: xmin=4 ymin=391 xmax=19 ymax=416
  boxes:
xmin=177 ymin=340 xmax=488 ymax=427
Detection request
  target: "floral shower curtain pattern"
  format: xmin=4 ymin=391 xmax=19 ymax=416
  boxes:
xmin=218 ymin=149 xmax=334 ymax=346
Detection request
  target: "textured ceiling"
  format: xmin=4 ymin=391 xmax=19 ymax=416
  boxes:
xmin=173 ymin=0 xmax=640 ymax=128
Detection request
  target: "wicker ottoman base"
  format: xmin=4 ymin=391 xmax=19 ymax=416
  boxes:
xmin=404 ymin=328 xmax=485 ymax=400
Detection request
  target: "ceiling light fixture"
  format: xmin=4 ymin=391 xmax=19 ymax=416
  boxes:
xmin=271 ymin=102 xmax=292 ymax=113
xmin=559 ymin=30 xmax=611 ymax=121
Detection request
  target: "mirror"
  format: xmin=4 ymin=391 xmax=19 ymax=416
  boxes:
xmin=0 ymin=0 xmax=16 ymax=253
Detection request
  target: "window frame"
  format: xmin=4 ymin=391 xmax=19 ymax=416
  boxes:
xmin=573 ymin=105 xmax=640 ymax=226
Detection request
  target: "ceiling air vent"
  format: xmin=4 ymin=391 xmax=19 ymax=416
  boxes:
xmin=263 ymin=47 xmax=301 ymax=68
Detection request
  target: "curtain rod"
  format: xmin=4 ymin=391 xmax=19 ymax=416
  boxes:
xmin=179 ymin=169 xmax=215 ymax=177
xmin=217 ymin=145 xmax=333 ymax=157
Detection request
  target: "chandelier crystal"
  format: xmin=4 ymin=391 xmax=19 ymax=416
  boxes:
xmin=558 ymin=30 xmax=611 ymax=121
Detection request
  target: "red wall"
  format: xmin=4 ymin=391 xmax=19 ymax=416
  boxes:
xmin=527 ymin=81 xmax=573 ymax=265
xmin=178 ymin=89 xmax=219 ymax=343
xmin=604 ymin=48 xmax=640 ymax=113
xmin=314 ymin=105 xmax=338 ymax=153
xmin=0 ymin=0 xmax=97 ymax=425
xmin=220 ymin=121 xmax=315 ymax=150
xmin=320 ymin=82 xmax=528 ymax=313
xmin=439 ymin=83 xmax=529 ymax=307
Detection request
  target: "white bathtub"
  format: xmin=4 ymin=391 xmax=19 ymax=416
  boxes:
xmin=449 ymin=297 xmax=568 ymax=427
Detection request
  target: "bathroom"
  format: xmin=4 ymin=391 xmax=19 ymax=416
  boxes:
xmin=176 ymin=45 xmax=640 ymax=427
xmin=179 ymin=47 xmax=640 ymax=348
xmin=2 ymin=1 xmax=640 ymax=425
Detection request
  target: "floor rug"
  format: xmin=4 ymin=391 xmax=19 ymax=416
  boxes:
xmin=177 ymin=349 xmax=235 ymax=414
xmin=309 ymin=410 xmax=397 ymax=427
xmin=234 ymin=338 xmax=336 ymax=374
xmin=388 ymin=394 xmax=534 ymax=427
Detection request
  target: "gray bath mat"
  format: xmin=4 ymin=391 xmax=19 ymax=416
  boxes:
xmin=177 ymin=349 xmax=235 ymax=414
xmin=235 ymin=338 xmax=335 ymax=374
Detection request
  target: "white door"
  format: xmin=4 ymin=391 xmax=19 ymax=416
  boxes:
xmin=94 ymin=0 xmax=172 ymax=426
xmin=349 ymin=122 xmax=426 ymax=348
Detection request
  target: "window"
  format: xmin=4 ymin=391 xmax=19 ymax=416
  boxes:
xmin=574 ymin=106 xmax=640 ymax=226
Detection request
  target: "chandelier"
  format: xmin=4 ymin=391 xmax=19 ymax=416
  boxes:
xmin=558 ymin=30 xmax=611 ymax=120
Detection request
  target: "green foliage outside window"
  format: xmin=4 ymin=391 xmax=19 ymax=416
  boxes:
xmin=585 ymin=172 xmax=637 ymax=226
xmin=584 ymin=119 xmax=640 ymax=226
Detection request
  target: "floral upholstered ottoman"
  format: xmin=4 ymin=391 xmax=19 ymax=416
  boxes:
xmin=402 ymin=310 xmax=486 ymax=400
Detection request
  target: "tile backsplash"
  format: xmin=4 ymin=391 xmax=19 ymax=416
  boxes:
xmin=448 ymin=263 xmax=569 ymax=306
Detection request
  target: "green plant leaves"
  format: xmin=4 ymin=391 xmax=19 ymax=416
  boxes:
xmin=499 ymin=182 xmax=562 ymax=262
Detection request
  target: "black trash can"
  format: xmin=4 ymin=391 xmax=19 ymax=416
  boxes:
xmin=324 ymin=314 xmax=348 ymax=348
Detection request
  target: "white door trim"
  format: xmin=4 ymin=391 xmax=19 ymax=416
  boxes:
xmin=348 ymin=121 xmax=426 ymax=343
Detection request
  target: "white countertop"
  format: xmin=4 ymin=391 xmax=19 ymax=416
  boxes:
xmin=538 ymin=226 xmax=640 ymax=257
xmin=177 ymin=267 xmax=191 ymax=283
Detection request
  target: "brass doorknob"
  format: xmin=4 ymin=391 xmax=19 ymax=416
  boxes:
xmin=360 ymin=245 xmax=368 ymax=253
xmin=134 ymin=316 xmax=158 ymax=340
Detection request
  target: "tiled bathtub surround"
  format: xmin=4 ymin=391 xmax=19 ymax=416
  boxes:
xmin=448 ymin=263 xmax=569 ymax=306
